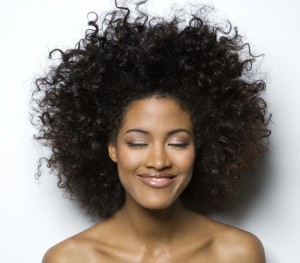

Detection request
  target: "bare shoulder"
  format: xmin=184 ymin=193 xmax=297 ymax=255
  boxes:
xmin=42 ymin=237 xmax=94 ymax=263
xmin=207 ymin=219 xmax=266 ymax=263
xmin=42 ymin=223 xmax=111 ymax=263
xmin=42 ymin=238 xmax=78 ymax=263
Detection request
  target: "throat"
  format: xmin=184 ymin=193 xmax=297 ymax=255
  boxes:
xmin=116 ymin=197 xmax=190 ymax=247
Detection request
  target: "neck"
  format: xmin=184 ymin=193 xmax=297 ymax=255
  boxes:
xmin=115 ymin=194 xmax=192 ymax=249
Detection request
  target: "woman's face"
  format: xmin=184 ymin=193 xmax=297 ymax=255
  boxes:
xmin=108 ymin=96 xmax=196 ymax=210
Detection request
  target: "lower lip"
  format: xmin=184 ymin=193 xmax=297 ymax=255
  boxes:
xmin=138 ymin=176 xmax=175 ymax=189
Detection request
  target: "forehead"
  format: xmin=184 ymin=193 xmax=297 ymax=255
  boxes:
xmin=120 ymin=97 xmax=193 ymax=133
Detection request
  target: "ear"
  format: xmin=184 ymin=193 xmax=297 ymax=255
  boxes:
xmin=108 ymin=142 xmax=118 ymax=163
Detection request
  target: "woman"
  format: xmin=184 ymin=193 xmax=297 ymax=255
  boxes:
xmin=32 ymin=1 xmax=270 ymax=262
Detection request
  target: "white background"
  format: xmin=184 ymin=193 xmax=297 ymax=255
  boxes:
xmin=0 ymin=0 xmax=299 ymax=262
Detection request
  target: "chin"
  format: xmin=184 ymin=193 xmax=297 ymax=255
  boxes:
xmin=129 ymin=191 xmax=182 ymax=211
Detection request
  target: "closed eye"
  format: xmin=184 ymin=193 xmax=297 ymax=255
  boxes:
xmin=168 ymin=143 xmax=189 ymax=148
xmin=127 ymin=142 xmax=148 ymax=148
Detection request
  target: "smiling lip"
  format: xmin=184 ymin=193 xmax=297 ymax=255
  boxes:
xmin=137 ymin=173 xmax=176 ymax=189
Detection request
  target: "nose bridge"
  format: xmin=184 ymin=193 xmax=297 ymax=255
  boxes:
xmin=145 ymin=141 xmax=171 ymax=169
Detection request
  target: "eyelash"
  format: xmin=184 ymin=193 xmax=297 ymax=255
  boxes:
xmin=168 ymin=143 xmax=188 ymax=148
xmin=126 ymin=142 xmax=188 ymax=148
xmin=127 ymin=142 xmax=148 ymax=148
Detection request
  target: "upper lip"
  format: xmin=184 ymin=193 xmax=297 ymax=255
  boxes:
xmin=138 ymin=173 xmax=176 ymax=178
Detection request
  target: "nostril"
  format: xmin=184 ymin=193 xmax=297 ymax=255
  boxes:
xmin=145 ymin=158 xmax=172 ymax=169
xmin=144 ymin=145 xmax=172 ymax=169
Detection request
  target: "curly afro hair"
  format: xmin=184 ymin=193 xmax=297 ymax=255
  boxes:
xmin=31 ymin=1 xmax=271 ymax=218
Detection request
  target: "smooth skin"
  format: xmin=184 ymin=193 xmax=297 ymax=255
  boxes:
xmin=43 ymin=97 xmax=266 ymax=263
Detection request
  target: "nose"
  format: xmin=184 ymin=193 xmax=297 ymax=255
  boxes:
xmin=145 ymin=143 xmax=172 ymax=170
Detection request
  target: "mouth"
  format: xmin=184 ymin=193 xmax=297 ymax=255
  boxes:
xmin=137 ymin=173 xmax=176 ymax=189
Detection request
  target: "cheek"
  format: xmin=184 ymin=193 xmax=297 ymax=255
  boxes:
xmin=172 ymin=150 xmax=195 ymax=173
xmin=116 ymin=148 xmax=143 ymax=174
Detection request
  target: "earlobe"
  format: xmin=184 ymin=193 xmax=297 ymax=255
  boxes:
xmin=108 ymin=143 xmax=118 ymax=163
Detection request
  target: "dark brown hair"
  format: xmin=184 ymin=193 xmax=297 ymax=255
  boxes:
xmin=31 ymin=2 xmax=271 ymax=218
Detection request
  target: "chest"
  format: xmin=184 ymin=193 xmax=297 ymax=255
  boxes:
xmin=94 ymin=239 xmax=217 ymax=263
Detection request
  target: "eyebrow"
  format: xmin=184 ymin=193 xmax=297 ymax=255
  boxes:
xmin=124 ymin=128 xmax=192 ymax=136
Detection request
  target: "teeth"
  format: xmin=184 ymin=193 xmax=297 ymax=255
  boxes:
xmin=146 ymin=173 xmax=160 ymax=177
xmin=139 ymin=173 xmax=175 ymax=178
xmin=149 ymin=173 xmax=174 ymax=178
